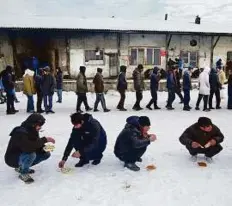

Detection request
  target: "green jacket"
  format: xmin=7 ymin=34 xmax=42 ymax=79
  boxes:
xmin=76 ymin=72 xmax=88 ymax=93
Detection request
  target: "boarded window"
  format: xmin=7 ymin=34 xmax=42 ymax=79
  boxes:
xmin=147 ymin=49 xmax=153 ymax=65
xmin=154 ymin=49 xmax=161 ymax=65
xmin=85 ymin=50 xmax=104 ymax=62
xmin=130 ymin=49 xmax=137 ymax=65
xmin=130 ymin=48 xmax=161 ymax=66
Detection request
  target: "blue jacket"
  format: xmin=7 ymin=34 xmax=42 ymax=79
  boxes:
xmin=114 ymin=116 xmax=150 ymax=157
xmin=150 ymin=67 xmax=159 ymax=92
xmin=117 ymin=72 xmax=127 ymax=91
xmin=56 ymin=71 xmax=63 ymax=90
xmin=166 ymin=72 xmax=176 ymax=90
xmin=183 ymin=71 xmax=191 ymax=90
xmin=62 ymin=114 xmax=107 ymax=161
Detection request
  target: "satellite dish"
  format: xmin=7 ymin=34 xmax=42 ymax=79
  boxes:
xmin=190 ymin=39 xmax=197 ymax=47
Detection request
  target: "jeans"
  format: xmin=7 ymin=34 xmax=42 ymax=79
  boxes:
xmin=183 ymin=89 xmax=190 ymax=107
xmin=116 ymin=147 xmax=147 ymax=164
xmin=133 ymin=91 xmax=143 ymax=108
xmin=18 ymin=152 xmax=51 ymax=174
xmin=94 ymin=93 xmax=106 ymax=110
xmin=57 ymin=89 xmax=62 ymax=102
xmin=44 ymin=95 xmax=53 ymax=112
xmin=147 ymin=90 xmax=158 ymax=108
xmin=117 ymin=90 xmax=126 ymax=109
xmin=186 ymin=144 xmax=223 ymax=158
xmin=27 ymin=95 xmax=34 ymax=112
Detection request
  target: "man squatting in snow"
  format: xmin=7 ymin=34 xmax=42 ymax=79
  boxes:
xmin=4 ymin=113 xmax=55 ymax=183
xmin=114 ymin=116 xmax=157 ymax=171
xmin=58 ymin=112 xmax=107 ymax=168
xmin=179 ymin=117 xmax=224 ymax=162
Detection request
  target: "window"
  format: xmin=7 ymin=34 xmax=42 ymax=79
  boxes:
xmin=84 ymin=50 xmax=104 ymax=63
xmin=181 ymin=51 xmax=198 ymax=68
xmin=130 ymin=48 xmax=161 ymax=66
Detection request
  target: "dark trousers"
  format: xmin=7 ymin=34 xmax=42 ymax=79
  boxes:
xmin=94 ymin=93 xmax=106 ymax=110
xmin=76 ymin=93 xmax=90 ymax=111
xmin=18 ymin=152 xmax=50 ymax=174
xmin=44 ymin=95 xmax=53 ymax=112
xmin=117 ymin=90 xmax=126 ymax=109
xmin=183 ymin=89 xmax=190 ymax=107
xmin=167 ymin=89 xmax=175 ymax=107
xmin=37 ymin=92 xmax=43 ymax=112
xmin=73 ymin=135 xmax=106 ymax=161
xmin=175 ymin=88 xmax=184 ymax=102
xmin=228 ymin=86 xmax=232 ymax=109
xmin=209 ymin=88 xmax=221 ymax=108
xmin=186 ymin=144 xmax=223 ymax=158
xmin=147 ymin=90 xmax=158 ymax=108
xmin=116 ymin=147 xmax=147 ymax=164
xmin=133 ymin=91 xmax=143 ymax=108
xmin=6 ymin=92 xmax=15 ymax=112
xmin=196 ymin=94 xmax=209 ymax=110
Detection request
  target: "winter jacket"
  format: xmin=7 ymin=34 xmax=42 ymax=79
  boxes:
xmin=62 ymin=114 xmax=107 ymax=161
xmin=76 ymin=72 xmax=88 ymax=93
xmin=150 ymin=68 xmax=160 ymax=92
xmin=199 ymin=67 xmax=210 ymax=95
xmin=183 ymin=70 xmax=192 ymax=90
xmin=117 ymin=72 xmax=127 ymax=91
xmin=0 ymin=70 xmax=14 ymax=92
xmin=228 ymin=74 xmax=232 ymax=97
xmin=4 ymin=114 xmax=47 ymax=168
xmin=179 ymin=123 xmax=224 ymax=147
xmin=114 ymin=116 xmax=150 ymax=157
xmin=218 ymin=70 xmax=226 ymax=86
xmin=133 ymin=69 xmax=144 ymax=92
xmin=41 ymin=73 xmax=55 ymax=96
xmin=93 ymin=72 xmax=104 ymax=93
xmin=56 ymin=71 xmax=63 ymax=90
xmin=35 ymin=75 xmax=43 ymax=93
xmin=209 ymin=69 xmax=221 ymax=90
xmin=23 ymin=69 xmax=36 ymax=96
xmin=166 ymin=71 xmax=176 ymax=90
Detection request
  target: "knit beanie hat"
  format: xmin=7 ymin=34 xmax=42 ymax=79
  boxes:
xmin=138 ymin=116 xmax=151 ymax=127
xmin=198 ymin=117 xmax=212 ymax=127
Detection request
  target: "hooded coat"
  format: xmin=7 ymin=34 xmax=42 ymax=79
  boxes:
xmin=23 ymin=69 xmax=36 ymax=96
xmin=114 ymin=116 xmax=150 ymax=157
xmin=150 ymin=67 xmax=160 ymax=92
xmin=76 ymin=67 xmax=88 ymax=93
xmin=4 ymin=114 xmax=47 ymax=168
xmin=132 ymin=68 xmax=144 ymax=92
xmin=209 ymin=68 xmax=221 ymax=90
xmin=93 ymin=69 xmax=104 ymax=93
xmin=199 ymin=67 xmax=210 ymax=95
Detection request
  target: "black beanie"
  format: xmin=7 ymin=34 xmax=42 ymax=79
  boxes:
xmin=138 ymin=116 xmax=151 ymax=127
xmin=198 ymin=117 xmax=212 ymax=127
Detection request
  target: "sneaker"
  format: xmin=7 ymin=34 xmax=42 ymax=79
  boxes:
xmin=124 ymin=163 xmax=140 ymax=171
xmin=119 ymin=108 xmax=127 ymax=111
xmin=75 ymin=159 xmax=89 ymax=167
xmin=86 ymin=107 xmax=92 ymax=111
xmin=94 ymin=109 xmax=99 ymax=112
xmin=15 ymin=168 xmax=35 ymax=174
xmin=6 ymin=111 xmax=16 ymax=115
xmin=190 ymin=155 xmax=197 ymax=162
xmin=195 ymin=107 xmax=200 ymax=110
xmin=92 ymin=159 xmax=101 ymax=165
xmin=18 ymin=174 xmax=34 ymax=184
xmin=205 ymin=156 xmax=213 ymax=163
xmin=203 ymin=108 xmax=211 ymax=112
xmin=183 ymin=107 xmax=190 ymax=111
xmin=146 ymin=105 xmax=152 ymax=110
xmin=104 ymin=109 xmax=110 ymax=112
xmin=136 ymin=157 xmax=142 ymax=162
xmin=154 ymin=106 xmax=161 ymax=110
xmin=216 ymin=106 xmax=221 ymax=109
xmin=209 ymin=107 xmax=215 ymax=109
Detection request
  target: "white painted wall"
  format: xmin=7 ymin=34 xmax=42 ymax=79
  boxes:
xmin=0 ymin=33 xmax=13 ymax=71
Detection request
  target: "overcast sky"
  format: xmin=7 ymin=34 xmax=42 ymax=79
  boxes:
xmin=1 ymin=0 xmax=232 ymax=23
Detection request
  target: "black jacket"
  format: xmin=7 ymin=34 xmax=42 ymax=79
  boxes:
xmin=4 ymin=114 xmax=47 ymax=168
xmin=62 ymin=114 xmax=107 ymax=161
xmin=41 ymin=73 xmax=55 ymax=95
xmin=114 ymin=116 xmax=150 ymax=157
xmin=179 ymin=123 xmax=224 ymax=147
xmin=209 ymin=69 xmax=221 ymax=90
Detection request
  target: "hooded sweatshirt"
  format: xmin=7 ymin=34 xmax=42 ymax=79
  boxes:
xmin=23 ymin=69 xmax=36 ymax=95
xmin=199 ymin=67 xmax=210 ymax=95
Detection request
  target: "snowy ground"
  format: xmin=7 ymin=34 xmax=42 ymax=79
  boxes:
xmin=0 ymin=89 xmax=232 ymax=206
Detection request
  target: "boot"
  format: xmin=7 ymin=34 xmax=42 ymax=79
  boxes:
xmin=75 ymin=159 xmax=89 ymax=167
xmin=92 ymin=159 xmax=101 ymax=165
xmin=124 ymin=163 xmax=140 ymax=172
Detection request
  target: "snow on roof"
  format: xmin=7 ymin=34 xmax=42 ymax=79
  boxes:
xmin=0 ymin=16 xmax=231 ymax=34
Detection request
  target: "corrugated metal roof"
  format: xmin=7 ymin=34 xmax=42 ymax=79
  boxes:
xmin=0 ymin=16 xmax=232 ymax=34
